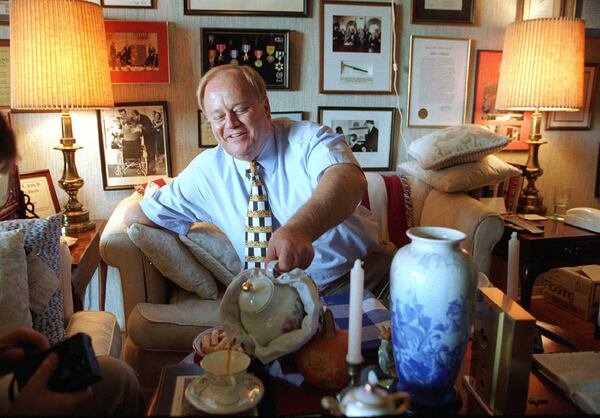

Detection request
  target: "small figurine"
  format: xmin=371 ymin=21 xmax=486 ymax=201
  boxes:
xmin=377 ymin=326 xmax=396 ymax=381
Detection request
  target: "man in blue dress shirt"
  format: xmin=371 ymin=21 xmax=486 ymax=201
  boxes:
xmin=125 ymin=64 xmax=386 ymax=292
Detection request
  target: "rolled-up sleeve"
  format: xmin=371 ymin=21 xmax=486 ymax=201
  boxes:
xmin=305 ymin=125 xmax=361 ymax=183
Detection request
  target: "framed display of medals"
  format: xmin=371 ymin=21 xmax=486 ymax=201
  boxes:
xmin=201 ymin=28 xmax=290 ymax=89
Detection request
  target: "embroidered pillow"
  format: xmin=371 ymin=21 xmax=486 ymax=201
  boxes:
xmin=0 ymin=230 xmax=32 ymax=335
xmin=398 ymin=155 xmax=522 ymax=193
xmin=128 ymin=223 xmax=219 ymax=300
xmin=179 ymin=223 xmax=242 ymax=287
xmin=0 ymin=215 xmax=65 ymax=345
xmin=408 ymin=124 xmax=509 ymax=170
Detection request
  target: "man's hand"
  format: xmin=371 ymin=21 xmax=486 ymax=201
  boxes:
xmin=265 ymin=224 xmax=314 ymax=272
xmin=8 ymin=353 xmax=92 ymax=416
xmin=0 ymin=327 xmax=49 ymax=374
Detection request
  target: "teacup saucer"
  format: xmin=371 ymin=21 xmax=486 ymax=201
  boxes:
xmin=185 ymin=374 xmax=264 ymax=415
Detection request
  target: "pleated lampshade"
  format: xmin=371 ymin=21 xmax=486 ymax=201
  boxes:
xmin=10 ymin=0 xmax=114 ymax=110
xmin=495 ymin=18 xmax=585 ymax=112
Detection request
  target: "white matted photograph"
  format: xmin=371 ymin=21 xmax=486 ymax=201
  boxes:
xmin=407 ymin=35 xmax=472 ymax=128
xmin=318 ymin=107 xmax=395 ymax=171
xmin=97 ymin=102 xmax=171 ymax=190
xmin=320 ymin=1 xmax=393 ymax=94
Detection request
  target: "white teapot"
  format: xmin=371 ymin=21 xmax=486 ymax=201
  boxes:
xmin=238 ymin=261 xmax=304 ymax=347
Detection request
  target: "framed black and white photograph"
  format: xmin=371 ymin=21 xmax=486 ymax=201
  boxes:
xmin=197 ymin=110 xmax=218 ymax=149
xmin=102 ymin=0 xmax=154 ymax=8
xmin=272 ymin=111 xmax=303 ymax=122
xmin=412 ymin=0 xmax=475 ymax=25
xmin=97 ymin=102 xmax=172 ymax=190
xmin=19 ymin=170 xmax=61 ymax=219
xmin=201 ymin=28 xmax=290 ymax=89
xmin=407 ymin=35 xmax=472 ymax=128
xmin=318 ymin=107 xmax=395 ymax=171
xmin=320 ymin=1 xmax=393 ymax=94
xmin=184 ymin=0 xmax=308 ymax=17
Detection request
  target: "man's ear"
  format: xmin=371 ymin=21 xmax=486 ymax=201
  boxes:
xmin=263 ymin=98 xmax=272 ymax=119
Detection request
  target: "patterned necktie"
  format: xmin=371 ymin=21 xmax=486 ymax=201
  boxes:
xmin=244 ymin=161 xmax=273 ymax=270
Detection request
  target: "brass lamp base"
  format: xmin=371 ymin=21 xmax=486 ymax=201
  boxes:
xmin=61 ymin=210 xmax=95 ymax=234
xmin=516 ymin=110 xmax=547 ymax=215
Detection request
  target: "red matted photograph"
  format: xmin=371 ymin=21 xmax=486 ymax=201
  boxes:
xmin=471 ymin=50 xmax=529 ymax=151
xmin=105 ymin=20 xmax=170 ymax=84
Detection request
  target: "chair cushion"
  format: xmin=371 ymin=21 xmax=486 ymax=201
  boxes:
xmin=399 ymin=155 xmax=522 ymax=193
xmin=66 ymin=310 xmax=122 ymax=358
xmin=0 ymin=230 xmax=32 ymax=334
xmin=127 ymin=223 xmax=218 ymax=300
xmin=408 ymin=124 xmax=509 ymax=170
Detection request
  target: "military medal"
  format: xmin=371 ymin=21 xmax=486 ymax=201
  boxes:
xmin=242 ymin=44 xmax=251 ymax=61
xmin=266 ymin=45 xmax=275 ymax=63
xmin=216 ymin=44 xmax=226 ymax=63
xmin=254 ymin=50 xmax=264 ymax=68
xmin=275 ymin=50 xmax=284 ymax=71
xmin=208 ymin=50 xmax=217 ymax=67
xmin=230 ymin=50 xmax=239 ymax=65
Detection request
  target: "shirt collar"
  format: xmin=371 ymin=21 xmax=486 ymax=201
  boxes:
xmin=233 ymin=125 xmax=276 ymax=178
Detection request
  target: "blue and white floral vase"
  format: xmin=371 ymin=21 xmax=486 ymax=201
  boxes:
xmin=390 ymin=226 xmax=477 ymax=407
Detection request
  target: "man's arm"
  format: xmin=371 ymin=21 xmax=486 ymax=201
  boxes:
xmin=123 ymin=200 xmax=159 ymax=228
xmin=265 ymin=163 xmax=367 ymax=272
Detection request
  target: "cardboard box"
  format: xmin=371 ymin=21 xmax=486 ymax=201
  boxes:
xmin=540 ymin=265 xmax=600 ymax=321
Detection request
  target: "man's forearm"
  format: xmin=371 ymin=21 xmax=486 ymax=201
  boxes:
xmin=123 ymin=200 xmax=159 ymax=228
xmin=286 ymin=163 xmax=367 ymax=241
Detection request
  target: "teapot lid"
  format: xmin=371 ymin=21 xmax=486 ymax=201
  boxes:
xmin=343 ymin=371 xmax=390 ymax=409
xmin=239 ymin=273 xmax=275 ymax=314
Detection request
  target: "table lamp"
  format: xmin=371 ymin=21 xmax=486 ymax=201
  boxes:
xmin=10 ymin=0 xmax=114 ymax=233
xmin=495 ymin=18 xmax=585 ymax=215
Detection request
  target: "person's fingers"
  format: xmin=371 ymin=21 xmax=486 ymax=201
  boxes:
xmin=26 ymin=352 xmax=59 ymax=390
xmin=0 ymin=327 xmax=50 ymax=352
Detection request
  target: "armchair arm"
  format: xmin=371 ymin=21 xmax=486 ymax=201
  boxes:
xmin=100 ymin=193 xmax=169 ymax=323
xmin=420 ymin=190 xmax=504 ymax=276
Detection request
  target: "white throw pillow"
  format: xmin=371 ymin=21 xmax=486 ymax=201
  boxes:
xmin=408 ymin=124 xmax=509 ymax=170
xmin=179 ymin=223 xmax=241 ymax=287
xmin=0 ymin=230 xmax=32 ymax=334
xmin=128 ymin=223 xmax=218 ymax=300
xmin=399 ymin=155 xmax=522 ymax=193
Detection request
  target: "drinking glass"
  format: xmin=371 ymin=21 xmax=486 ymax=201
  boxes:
xmin=553 ymin=187 xmax=572 ymax=220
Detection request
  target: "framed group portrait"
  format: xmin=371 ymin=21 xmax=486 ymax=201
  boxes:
xmin=201 ymin=28 xmax=290 ymax=89
xmin=184 ymin=0 xmax=308 ymax=17
xmin=411 ymin=0 xmax=475 ymax=25
xmin=105 ymin=20 xmax=170 ymax=84
xmin=318 ymin=106 xmax=395 ymax=171
xmin=97 ymin=101 xmax=172 ymax=190
xmin=471 ymin=49 xmax=529 ymax=150
xmin=19 ymin=170 xmax=61 ymax=219
xmin=320 ymin=0 xmax=393 ymax=94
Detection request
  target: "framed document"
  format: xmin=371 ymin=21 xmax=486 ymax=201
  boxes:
xmin=407 ymin=35 xmax=471 ymax=128
xmin=184 ymin=0 xmax=308 ymax=17
xmin=271 ymin=111 xmax=304 ymax=122
xmin=102 ymin=0 xmax=154 ymax=8
xmin=19 ymin=170 xmax=61 ymax=219
xmin=516 ymin=0 xmax=565 ymax=20
xmin=197 ymin=110 xmax=218 ymax=149
xmin=412 ymin=0 xmax=475 ymax=25
xmin=320 ymin=0 xmax=393 ymax=94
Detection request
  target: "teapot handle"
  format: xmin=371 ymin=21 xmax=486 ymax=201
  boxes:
xmin=390 ymin=391 xmax=410 ymax=414
xmin=266 ymin=260 xmax=280 ymax=278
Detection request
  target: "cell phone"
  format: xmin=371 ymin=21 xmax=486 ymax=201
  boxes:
xmin=14 ymin=332 xmax=102 ymax=392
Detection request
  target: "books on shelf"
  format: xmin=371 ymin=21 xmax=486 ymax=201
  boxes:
xmin=533 ymin=351 xmax=600 ymax=414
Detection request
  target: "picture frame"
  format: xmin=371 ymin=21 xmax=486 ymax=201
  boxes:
xmin=546 ymin=64 xmax=598 ymax=130
xmin=319 ymin=0 xmax=393 ymax=94
xmin=411 ymin=0 xmax=475 ymax=25
xmin=197 ymin=110 xmax=218 ymax=149
xmin=0 ymin=1 xmax=8 ymax=26
xmin=105 ymin=21 xmax=170 ymax=84
xmin=576 ymin=0 xmax=600 ymax=37
xmin=97 ymin=101 xmax=172 ymax=190
xmin=19 ymin=170 xmax=61 ymax=219
xmin=516 ymin=0 xmax=564 ymax=20
xmin=0 ymin=40 xmax=9 ymax=108
xmin=201 ymin=28 xmax=290 ymax=90
xmin=471 ymin=49 xmax=530 ymax=150
xmin=596 ymin=143 xmax=600 ymax=197
xmin=184 ymin=0 xmax=308 ymax=17
xmin=407 ymin=35 xmax=471 ymax=128
xmin=272 ymin=111 xmax=304 ymax=122
xmin=318 ymin=106 xmax=395 ymax=171
xmin=102 ymin=0 xmax=154 ymax=8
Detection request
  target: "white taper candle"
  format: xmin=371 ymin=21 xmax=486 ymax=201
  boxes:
xmin=346 ymin=259 xmax=364 ymax=364
xmin=507 ymin=232 xmax=520 ymax=301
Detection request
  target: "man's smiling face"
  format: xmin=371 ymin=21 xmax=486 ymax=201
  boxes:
xmin=203 ymin=69 xmax=272 ymax=161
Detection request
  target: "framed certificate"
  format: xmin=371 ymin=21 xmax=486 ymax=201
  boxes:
xmin=19 ymin=170 xmax=61 ymax=219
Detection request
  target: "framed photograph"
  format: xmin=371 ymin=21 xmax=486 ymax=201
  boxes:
xmin=272 ymin=111 xmax=304 ymax=122
xmin=201 ymin=28 xmax=289 ymax=90
xmin=318 ymin=106 xmax=395 ymax=171
xmin=105 ymin=21 xmax=170 ymax=84
xmin=471 ymin=50 xmax=530 ymax=150
xmin=197 ymin=110 xmax=218 ymax=149
xmin=0 ymin=40 xmax=8 ymax=108
xmin=97 ymin=102 xmax=172 ymax=190
xmin=516 ymin=0 xmax=564 ymax=19
xmin=0 ymin=1 xmax=8 ymax=25
xmin=19 ymin=170 xmax=61 ymax=219
xmin=102 ymin=0 xmax=154 ymax=8
xmin=546 ymin=64 xmax=598 ymax=130
xmin=412 ymin=0 xmax=475 ymax=25
xmin=320 ymin=1 xmax=393 ymax=94
xmin=184 ymin=0 xmax=308 ymax=17
xmin=576 ymin=0 xmax=600 ymax=37
xmin=407 ymin=36 xmax=471 ymax=128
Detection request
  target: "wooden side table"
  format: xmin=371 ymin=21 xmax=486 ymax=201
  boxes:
xmin=493 ymin=219 xmax=600 ymax=309
xmin=65 ymin=219 xmax=108 ymax=312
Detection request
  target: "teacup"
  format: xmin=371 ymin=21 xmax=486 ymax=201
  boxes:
xmin=200 ymin=350 xmax=251 ymax=405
